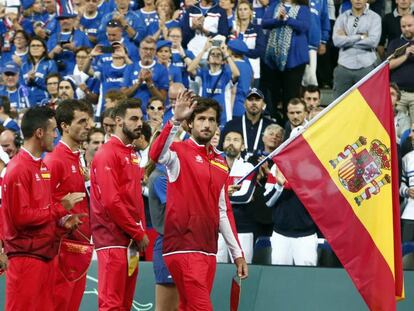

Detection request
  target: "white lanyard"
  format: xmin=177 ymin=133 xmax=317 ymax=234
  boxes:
xmin=242 ymin=115 xmax=263 ymax=152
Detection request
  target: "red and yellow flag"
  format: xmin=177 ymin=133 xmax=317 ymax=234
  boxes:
xmin=273 ymin=63 xmax=404 ymax=310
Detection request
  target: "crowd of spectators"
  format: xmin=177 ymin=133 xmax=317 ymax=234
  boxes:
xmin=0 ymin=0 xmax=414 ymax=269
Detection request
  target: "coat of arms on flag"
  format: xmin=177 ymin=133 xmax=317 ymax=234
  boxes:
xmin=329 ymin=136 xmax=392 ymax=206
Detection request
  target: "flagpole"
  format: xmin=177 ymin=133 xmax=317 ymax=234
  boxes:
xmin=236 ymin=59 xmax=392 ymax=185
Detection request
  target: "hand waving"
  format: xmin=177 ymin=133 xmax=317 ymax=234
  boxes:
xmin=173 ymin=90 xmax=197 ymax=122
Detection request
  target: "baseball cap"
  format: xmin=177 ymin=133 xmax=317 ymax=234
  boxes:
xmin=2 ymin=62 xmax=19 ymax=75
xmin=247 ymin=88 xmax=264 ymax=99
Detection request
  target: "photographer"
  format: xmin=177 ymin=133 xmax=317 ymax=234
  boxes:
xmin=47 ymin=10 xmax=92 ymax=76
xmin=83 ymin=42 xmax=132 ymax=119
xmin=187 ymin=38 xmax=240 ymax=126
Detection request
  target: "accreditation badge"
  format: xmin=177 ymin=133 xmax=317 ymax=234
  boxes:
xmin=58 ymin=238 xmax=94 ymax=282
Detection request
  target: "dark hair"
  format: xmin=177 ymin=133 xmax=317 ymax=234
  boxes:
xmin=188 ymin=97 xmax=221 ymax=124
xmin=28 ymin=36 xmax=49 ymax=64
xmin=87 ymin=127 xmax=105 ymax=142
xmin=56 ymin=99 xmax=92 ymax=134
xmin=46 ymin=72 xmax=61 ymax=84
xmin=301 ymin=85 xmax=320 ymax=97
xmin=141 ymin=122 xmax=152 ymax=142
xmin=21 ymin=106 xmax=56 ymax=139
xmin=224 ymin=130 xmax=243 ymax=141
xmin=0 ymin=96 xmax=11 ymax=115
xmin=294 ymin=0 xmax=309 ymax=5
xmin=287 ymin=98 xmax=307 ymax=112
xmin=113 ymin=98 xmax=142 ymax=118
xmin=148 ymin=96 xmax=165 ymax=107
xmin=12 ymin=30 xmax=30 ymax=45
xmin=390 ymin=82 xmax=401 ymax=101
xmin=101 ymin=107 xmax=116 ymax=121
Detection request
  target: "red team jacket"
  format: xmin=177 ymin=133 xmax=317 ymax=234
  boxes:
xmin=149 ymin=122 xmax=243 ymax=259
xmin=90 ymin=136 xmax=146 ymax=250
xmin=44 ymin=141 xmax=91 ymax=241
xmin=1 ymin=148 xmax=67 ymax=260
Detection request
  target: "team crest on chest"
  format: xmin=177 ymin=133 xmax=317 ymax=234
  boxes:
xmin=195 ymin=155 xmax=203 ymax=163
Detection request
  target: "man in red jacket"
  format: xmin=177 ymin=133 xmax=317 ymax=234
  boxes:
xmin=44 ymin=99 xmax=93 ymax=311
xmin=149 ymin=93 xmax=248 ymax=310
xmin=0 ymin=106 xmax=85 ymax=311
xmin=90 ymin=99 xmax=149 ymax=311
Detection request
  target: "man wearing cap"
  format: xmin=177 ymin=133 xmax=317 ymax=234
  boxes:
xmin=98 ymin=0 xmax=146 ymax=45
xmin=47 ymin=8 xmax=92 ymax=76
xmin=219 ymin=88 xmax=277 ymax=160
xmin=0 ymin=62 xmax=30 ymax=112
xmin=227 ymin=39 xmax=253 ymax=118
xmin=122 ymin=36 xmax=169 ymax=113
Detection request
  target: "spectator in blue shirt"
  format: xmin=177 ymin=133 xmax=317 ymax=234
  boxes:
xmin=148 ymin=0 xmax=180 ymax=40
xmin=156 ymin=40 xmax=183 ymax=84
xmin=168 ymin=27 xmax=195 ymax=88
xmin=80 ymin=0 xmax=103 ymax=45
xmin=188 ymin=39 xmax=240 ymax=126
xmin=98 ymin=0 xmax=147 ymax=45
xmin=122 ymin=36 xmax=169 ymax=114
xmin=0 ymin=62 xmax=30 ymax=112
xmin=227 ymin=39 xmax=253 ymax=117
xmin=47 ymin=12 xmax=93 ymax=76
xmin=0 ymin=96 xmax=21 ymax=133
xmin=137 ymin=0 xmax=158 ymax=27
xmin=21 ymin=36 xmax=58 ymax=105
xmin=0 ymin=30 xmax=30 ymax=69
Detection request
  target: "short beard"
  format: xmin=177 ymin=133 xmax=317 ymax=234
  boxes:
xmin=224 ymin=146 xmax=239 ymax=158
xmin=122 ymin=124 xmax=141 ymax=141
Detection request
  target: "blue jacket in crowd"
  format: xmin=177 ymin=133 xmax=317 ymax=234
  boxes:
xmin=262 ymin=2 xmax=311 ymax=70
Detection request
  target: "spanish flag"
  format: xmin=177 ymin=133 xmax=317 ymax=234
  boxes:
xmin=273 ymin=63 xmax=404 ymax=310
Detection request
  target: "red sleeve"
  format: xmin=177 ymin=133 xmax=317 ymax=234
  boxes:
xmin=92 ymin=152 xmax=146 ymax=242
xmin=149 ymin=121 xmax=174 ymax=163
xmin=43 ymin=156 xmax=69 ymax=220
xmin=6 ymin=170 xmax=52 ymax=230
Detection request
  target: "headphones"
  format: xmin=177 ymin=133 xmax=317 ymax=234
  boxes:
xmin=14 ymin=132 xmax=23 ymax=149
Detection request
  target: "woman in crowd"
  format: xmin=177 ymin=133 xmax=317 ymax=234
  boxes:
xmin=168 ymin=27 xmax=194 ymax=88
xmin=1 ymin=30 xmax=30 ymax=67
xmin=231 ymin=0 xmax=265 ymax=87
xmin=147 ymin=96 xmax=165 ymax=133
xmin=20 ymin=36 xmax=58 ymax=105
xmin=148 ymin=0 xmax=180 ymax=41
xmin=262 ymin=0 xmax=310 ymax=117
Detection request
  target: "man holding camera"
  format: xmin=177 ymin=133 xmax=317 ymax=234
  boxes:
xmin=47 ymin=9 xmax=92 ymax=76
